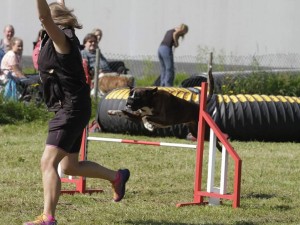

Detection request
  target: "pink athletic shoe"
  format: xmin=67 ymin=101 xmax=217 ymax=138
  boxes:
xmin=23 ymin=214 xmax=57 ymax=225
xmin=111 ymin=169 xmax=130 ymax=202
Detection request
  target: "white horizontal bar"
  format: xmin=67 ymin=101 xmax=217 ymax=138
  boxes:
xmin=87 ymin=136 xmax=196 ymax=149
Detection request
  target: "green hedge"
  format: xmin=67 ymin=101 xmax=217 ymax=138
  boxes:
xmin=0 ymin=95 xmax=99 ymax=125
xmin=0 ymin=97 xmax=50 ymax=124
xmin=220 ymin=71 xmax=300 ymax=96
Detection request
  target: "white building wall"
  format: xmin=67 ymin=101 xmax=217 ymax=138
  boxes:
xmin=0 ymin=0 xmax=299 ymax=57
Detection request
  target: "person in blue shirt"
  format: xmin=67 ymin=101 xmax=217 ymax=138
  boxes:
xmin=81 ymin=33 xmax=112 ymax=75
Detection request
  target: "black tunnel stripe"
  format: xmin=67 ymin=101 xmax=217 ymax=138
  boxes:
xmin=228 ymin=96 xmax=236 ymax=128
xmin=218 ymin=95 xmax=227 ymax=129
xmin=248 ymin=94 xmax=262 ymax=126
xmin=230 ymin=95 xmax=245 ymax=128
xmin=257 ymin=95 xmax=271 ymax=125
xmin=242 ymin=95 xmax=254 ymax=126
xmin=272 ymin=96 xmax=287 ymax=124
xmin=267 ymin=96 xmax=279 ymax=124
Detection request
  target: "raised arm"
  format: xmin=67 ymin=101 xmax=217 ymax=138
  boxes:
xmin=173 ymin=24 xmax=188 ymax=48
xmin=35 ymin=0 xmax=70 ymax=54
xmin=57 ymin=0 xmax=65 ymax=6
xmin=173 ymin=30 xmax=181 ymax=48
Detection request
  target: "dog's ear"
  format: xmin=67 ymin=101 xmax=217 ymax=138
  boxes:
xmin=151 ymin=87 xmax=158 ymax=94
xmin=147 ymin=87 xmax=158 ymax=96
xmin=128 ymin=86 xmax=134 ymax=97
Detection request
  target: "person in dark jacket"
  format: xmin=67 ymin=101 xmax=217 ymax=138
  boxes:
xmin=24 ymin=1 xmax=130 ymax=224
xmin=158 ymin=24 xmax=188 ymax=86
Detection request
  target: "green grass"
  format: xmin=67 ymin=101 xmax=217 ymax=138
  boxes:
xmin=135 ymin=73 xmax=190 ymax=87
xmin=0 ymin=122 xmax=299 ymax=225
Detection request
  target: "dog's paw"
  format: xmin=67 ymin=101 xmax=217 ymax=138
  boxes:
xmin=144 ymin=121 xmax=155 ymax=131
xmin=108 ymin=110 xmax=124 ymax=117
xmin=130 ymin=110 xmax=142 ymax=116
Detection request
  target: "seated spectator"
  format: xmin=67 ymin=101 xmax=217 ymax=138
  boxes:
xmin=0 ymin=25 xmax=15 ymax=53
xmin=92 ymin=28 xmax=103 ymax=43
xmin=1 ymin=37 xmax=26 ymax=79
xmin=0 ymin=48 xmax=5 ymax=64
xmin=1 ymin=37 xmax=39 ymax=100
xmin=80 ymin=33 xmax=113 ymax=75
xmin=32 ymin=29 xmax=44 ymax=71
xmin=0 ymin=48 xmax=6 ymax=85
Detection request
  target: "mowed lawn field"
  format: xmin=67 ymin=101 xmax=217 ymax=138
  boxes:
xmin=0 ymin=122 xmax=299 ymax=225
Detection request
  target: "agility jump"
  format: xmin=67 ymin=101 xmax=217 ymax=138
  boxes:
xmin=59 ymin=82 xmax=242 ymax=208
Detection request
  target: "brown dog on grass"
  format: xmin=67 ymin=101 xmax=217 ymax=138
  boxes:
xmin=98 ymin=73 xmax=134 ymax=95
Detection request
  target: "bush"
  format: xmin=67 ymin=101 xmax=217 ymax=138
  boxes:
xmin=135 ymin=72 xmax=189 ymax=87
xmin=135 ymin=74 xmax=158 ymax=86
xmin=220 ymin=71 xmax=300 ymax=96
xmin=0 ymin=96 xmax=52 ymax=124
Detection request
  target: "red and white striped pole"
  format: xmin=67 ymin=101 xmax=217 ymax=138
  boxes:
xmin=176 ymin=82 xmax=242 ymax=208
xmin=87 ymin=137 xmax=196 ymax=149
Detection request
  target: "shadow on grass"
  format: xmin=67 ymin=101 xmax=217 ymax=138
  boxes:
xmin=271 ymin=204 xmax=292 ymax=211
xmin=234 ymin=222 xmax=257 ymax=225
xmin=243 ymin=192 xmax=292 ymax=212
xmin=123 ymin=220 xmax=258 ymax=225
xmin=243 ymin=192 xmax=275 ymax=199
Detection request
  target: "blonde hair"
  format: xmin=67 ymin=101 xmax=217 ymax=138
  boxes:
xmin=179 ymin=24 xmax=188 ymax=38
xmin=92 ymin=28 xmax=103 ymax=42
xmin=92 ymin=28 xmax=102 ymax=35
xmin=49 ymin=3 xmax=82 ymax=29
xmin=9 ymin=37 xmax=23 ymax=50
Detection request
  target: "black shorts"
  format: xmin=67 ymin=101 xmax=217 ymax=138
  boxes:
xmin=46 ymin=106 xmax=91 ymax=153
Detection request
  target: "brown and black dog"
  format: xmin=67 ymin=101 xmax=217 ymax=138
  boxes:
xmin=108 ymin=87 xmax=199 ymax=137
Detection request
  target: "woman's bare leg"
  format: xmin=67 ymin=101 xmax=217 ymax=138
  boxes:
xmin=40 ymin=145 xmax=66 ymax=217
xmin=59 ymin=153 xmax=117 ymax=181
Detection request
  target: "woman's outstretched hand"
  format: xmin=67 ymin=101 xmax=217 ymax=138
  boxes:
xmin=57 ymin=0 xmax=65 ymax=6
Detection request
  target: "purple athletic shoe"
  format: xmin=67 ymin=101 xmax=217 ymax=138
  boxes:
xmin=111 ymin=169 xmax=130 ymax=202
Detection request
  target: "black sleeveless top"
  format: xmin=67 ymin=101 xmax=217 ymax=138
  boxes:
xmin=38 ymin=28 xmax=90 ymax=111
xmin=160 ymin=29 xmax=175 ymax=48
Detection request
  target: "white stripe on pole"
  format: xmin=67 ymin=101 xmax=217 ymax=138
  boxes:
xmin=88 ymin=137 xmax=123 ymax=143
xmin=220 ymin=144 xmax=229 ymax=195
xmin=207 ymin=128 xmax=221 ymax=206
xmin=87 ymin=136 xmax=196 ymax=149
xmin=207 ymin=128 xmax=217 ymax=192
xmin=160 ymin=142 xmax=196 ymax=149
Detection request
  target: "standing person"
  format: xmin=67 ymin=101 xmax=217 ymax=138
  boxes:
xmin=158 ymin=24 xmax=188 ymax=87
xmin=24 ymin=1 xmax=130 ymax=224
xmin=32 ymin=29 xmax=44 ymax=71
xmin=0 ymin=25 xmax=15 ymax=53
